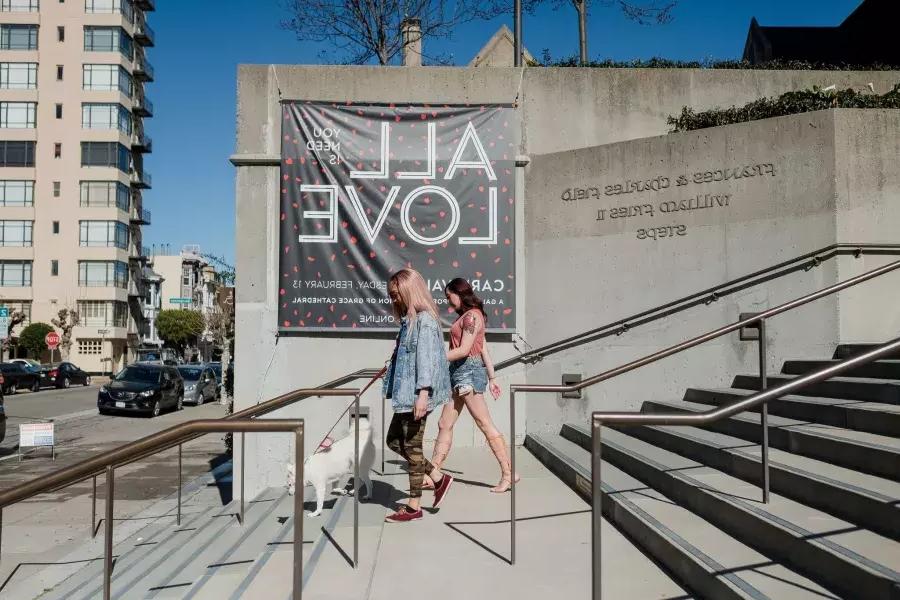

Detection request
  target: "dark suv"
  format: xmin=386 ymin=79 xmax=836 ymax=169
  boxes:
xmin=98 ymin=365 xmax=184 ymax=417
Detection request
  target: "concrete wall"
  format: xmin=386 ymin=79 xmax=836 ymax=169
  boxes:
xmin=233 ymin=64 xmax=900 ymax=495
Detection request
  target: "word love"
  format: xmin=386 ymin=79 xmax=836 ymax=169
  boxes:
xmin=298 ymin=120 xmax=499 ymax=247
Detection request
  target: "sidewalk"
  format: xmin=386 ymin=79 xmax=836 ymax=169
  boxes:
xmin=295 ymin=445 xmax=688 ymax=600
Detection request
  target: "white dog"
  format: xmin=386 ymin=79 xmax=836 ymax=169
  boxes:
xmin=286 ymin=417 xmax=375 ymax=517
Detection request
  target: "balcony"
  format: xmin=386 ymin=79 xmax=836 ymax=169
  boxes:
xmin=131 ymin=169 xmax=152 ymax=189
xmin=134 ymin=20 xmax=155 ymax=47
xmin=131 ymin=132 xmax=152 ymax=153
xmin=127 ymin=279 xmax=144 ymax=298
xmin=130 ymin=206 xmax=151 ymax=225
xmin=133 ymin=95 xmax=154 ymax=117
xmin=134 ymin=0 xmax=155 ymax=11
xmin=1 ymin=0 xmax=39 ymax=12
xmin=134 ymin=59 xmax=154 ymax=82
xmin=129 ymin=244 xmax=150 ymax=263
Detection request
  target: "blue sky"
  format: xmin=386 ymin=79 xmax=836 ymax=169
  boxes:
xmin=144 ymin=0 xmax=863 ymax=267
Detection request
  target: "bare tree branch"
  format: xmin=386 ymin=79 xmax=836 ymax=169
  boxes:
xmin=281 ymin=0 xmax=540 ymax=65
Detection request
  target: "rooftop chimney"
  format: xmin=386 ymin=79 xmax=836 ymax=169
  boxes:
xmin=401 ymin=17 xmax=422 ymax=67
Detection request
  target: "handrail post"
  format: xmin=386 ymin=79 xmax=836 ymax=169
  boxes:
xmin=292 ymin=425 xmax=304 ymax=600
xmin=510 ymin=388 xmax=516 ymax=565
xmin=177 ymin=444 xmax=182 ymax=526
xmin=240 ymin=432 xmax=245 ymax=525
xmin=592 ymin=417 xmax=602 ymax=600
xmin=353 ymin=393 xmax=360 ymax=569
xmin=91 ymin=475 xmax=97 ymax=538
xmin=759 ymin=318 xmax=770 ymax=504
xmin=103 ymin=465 xmax=114 ymax=600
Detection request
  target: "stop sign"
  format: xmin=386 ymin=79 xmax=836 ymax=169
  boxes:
xmin=45 ymin=331 xmax=60 ymax=350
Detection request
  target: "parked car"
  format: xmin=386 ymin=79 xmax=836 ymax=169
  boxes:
xmin=42 ymin=362 xmax=91 ymax=389
xmin=177 ymin=365 xmax=218 ymax=405
xmin=10 ymin=358 xmax=42 ymax=374
xmin=98 ymin=364 xmax=184 ymax=417
xmin=0 ymin=362 xmax=41 ymax=394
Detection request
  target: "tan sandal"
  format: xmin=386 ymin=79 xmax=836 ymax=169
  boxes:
xmin=487 ymin=435 xmax=520 ymax=493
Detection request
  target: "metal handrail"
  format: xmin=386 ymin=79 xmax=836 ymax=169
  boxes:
xmin=2 ymin=419 xmax=306 ymax=600
xmin=506 ymin=257 xmax=900 ymax=566
xmin=590 ymin=337 xmax=900 ymax=599
xmin=494 ymin=242 xmax=900 ymax=370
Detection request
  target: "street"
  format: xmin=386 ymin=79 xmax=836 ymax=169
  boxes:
xmin=0 ymin=386 xmax=230 ymax=593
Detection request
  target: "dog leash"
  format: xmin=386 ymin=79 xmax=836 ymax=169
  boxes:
xmin=312 ymin=367 xmax=386 ymax=455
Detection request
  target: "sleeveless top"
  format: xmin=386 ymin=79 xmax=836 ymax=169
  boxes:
xmin=449 ymin=309 xmax=485 ymax=358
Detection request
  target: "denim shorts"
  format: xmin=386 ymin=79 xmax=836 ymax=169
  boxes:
xmin=449 ymin=356 xmax=488 ymax=395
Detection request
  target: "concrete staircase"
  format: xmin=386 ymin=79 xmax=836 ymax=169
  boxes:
xmin=527 ymin=344 xmax=900 ymax=599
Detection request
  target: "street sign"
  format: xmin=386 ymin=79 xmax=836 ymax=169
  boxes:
xmin=45 ymin=331 xmax=60 ymax=350
xmin=0 ymin=307 xmax=9 ymax=342
xmin=19 ymin=422 xmax=56 ymax=460
xmin=169 ymin=298 xmax=193 ymax=305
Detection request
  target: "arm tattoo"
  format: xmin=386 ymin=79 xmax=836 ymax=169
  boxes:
xmin=463 ymin=313 xmax=478 ymax=335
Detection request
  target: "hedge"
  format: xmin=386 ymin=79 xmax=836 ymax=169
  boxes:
xmin=540 ymin=54 xmax=900 ymax=71
xmin=667 ymin=83 xmax=900 ymax=132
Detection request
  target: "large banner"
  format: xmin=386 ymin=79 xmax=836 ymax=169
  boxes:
xmin=279 ymin=102 xmax=517 ymax=332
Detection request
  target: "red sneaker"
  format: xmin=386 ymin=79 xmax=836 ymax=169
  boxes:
xmin=432 ymin=473 xmax=454 ymax=509
xmin=385 ymin=506 xmax=423 ymax=523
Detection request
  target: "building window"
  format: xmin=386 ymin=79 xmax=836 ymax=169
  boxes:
xmin=0 ymin=260 xmax=32 ymax=286
xmin=78 ymin=339 xmax=103 ymax=355
xmin=52 ymin=220 xmax=59 ymax=233
xmin=57 ymin=26 xmax=64 ymax=42
xmin=80 ymin=180 xmax=129 ymax=210
xmin=0 ymin=102 xmax=37 ymax=128
xmin=0 ymin=181 xmax=34 ymax=206
xmin=1 ymin=1 xmax=40 ymax=12
xmin=0 ymin=141 xmax=35 ymax=167
xmin=0 ymin=63 xmax=37 ymax=89
xmin=83 ymin=26 xmax=132 ymax=59
xmin=0 ymin=220 xmax=33 ymax=246
xmin=82 ymin=103 xmax=131 ymax=134
xmin=77 ymin=300 xmax=127 ymax=327
xmin=85 ymin=0 xmax=133 ymax=22
xmin=54 ymin=143 xmax=62 ymax=158
xmin=0 ymin=300 xmax=30 ymax=325
xmin=0 ymin=25 xmax=38 ymax=50
xmin=50 ymin=260 xmax=58 ymax=276
xmin=55 ymin=104 xmax=62 ymax=119
xmin=82 ymin=64 xmax=132 ymax=96
xmin=56 ymin=64 xmax=63 ymax=80
xmin=79 ymin=220 xmax=128 ymax=249
xmin=78 ymin=260 xmax=127 ymax=287
xmin=80 ymin=142 xmax=130 ymax=172
xmin=53 ymin=181 xmax=60 ymax=197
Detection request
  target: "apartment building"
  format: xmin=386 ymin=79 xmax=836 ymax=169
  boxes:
xmin=0 ymin=0 xmax=155 ymax=374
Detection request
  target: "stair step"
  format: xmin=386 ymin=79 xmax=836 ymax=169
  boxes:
xmin=183 ymin=479 xmax=350 ymax=599
xmin=684 ymin=387 xmax=900 ymax=437
xmin=142 ymin=490 xmax=292 ymax=599
xmin=834 ymin=344 xmax=900 ymax=360
xmin=783 ymin=359 xmax=900 ymax=381
xmin=732 ymin=373 xmax=900 ymax=405
xmin=526 ymin=432 xmax=837 ymax=600
xmin=563 ymin=423 xmax=900 ymax=540
xmin=561 ymin=425 xmax=900 ymax=599
xmin=643 ymin=399 xmax=900 ymax=481
xmin=41 ymin=502 xmax=227 ymax=600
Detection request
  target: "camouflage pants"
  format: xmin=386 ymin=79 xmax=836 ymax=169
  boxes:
xmin=386 ymin=412 xmax=435 ymax=498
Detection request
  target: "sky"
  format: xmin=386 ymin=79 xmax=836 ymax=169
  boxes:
xmin=144 ymin=0 xmax=864 ymax=267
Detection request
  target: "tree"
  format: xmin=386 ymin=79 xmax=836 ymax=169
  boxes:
xmin=18 ymin=322 xmax=54 ymax=361
xmin=281 ymin=0 xmax=538 ymax=65
xmin=1 ymin=310 xmax=26 ymax=361
xmin=554 ymin=0 xmax=677 ymax=65
xmin=156 ymin=310 xmax=205 ymax=354
xmin=51 ymin=308 xmax=80 ymax=361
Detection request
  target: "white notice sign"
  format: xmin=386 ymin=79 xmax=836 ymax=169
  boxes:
xmin=19 ymin=423 xmax=54 ymax=448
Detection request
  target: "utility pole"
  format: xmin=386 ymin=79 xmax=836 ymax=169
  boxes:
xmin=514 ymin=0 xmax=522 ymax=67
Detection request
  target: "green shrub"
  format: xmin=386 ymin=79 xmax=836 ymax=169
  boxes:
xmin=18 ymin=322 xmax=55 ymax=360
xmin=667 ymin=83 xmax=900 ymax=132
xmin=539 ymin=52 xmax=900 ymax=71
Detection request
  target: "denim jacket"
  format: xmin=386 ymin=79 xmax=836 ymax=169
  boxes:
xmin=382 ymin=311 xmax=451 ymax=414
